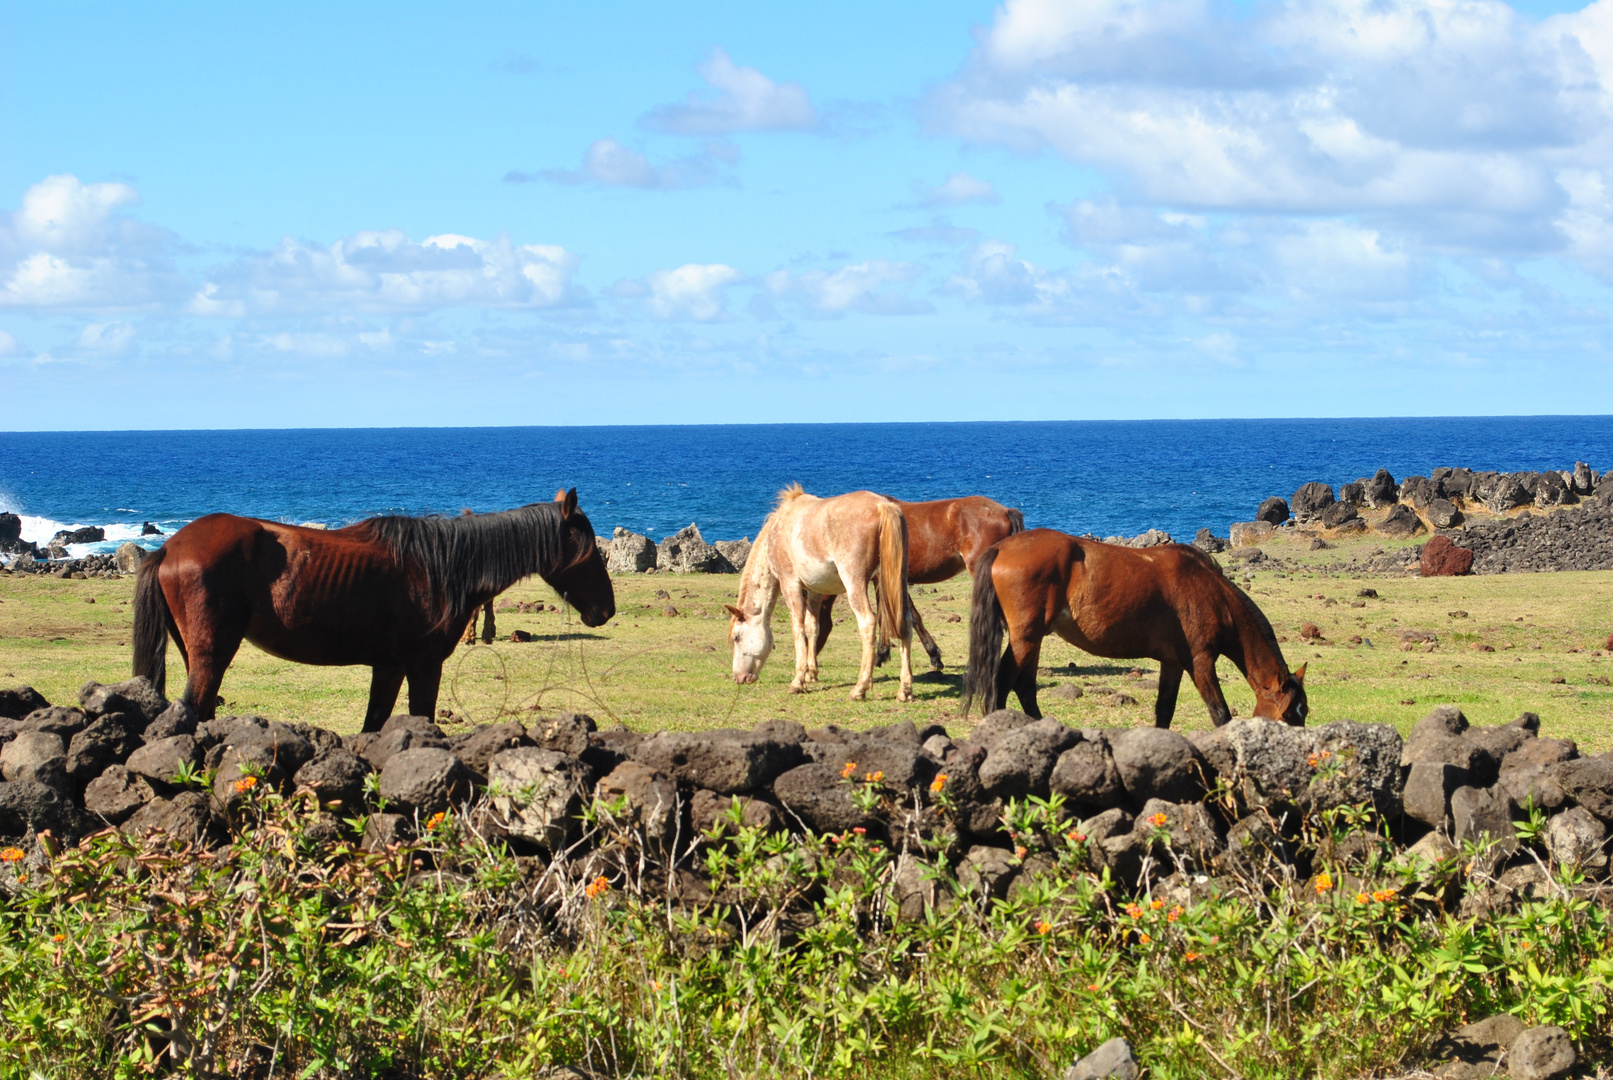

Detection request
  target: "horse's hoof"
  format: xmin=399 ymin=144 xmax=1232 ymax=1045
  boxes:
xmin=928 ymin=662 xmax=944 ymax=673
xmin=848 ymin=689 xmax=867 ymax=701
xmin=788 ymin=683 xmax=805 ymax=694
xmin=898 ymin=689 xmax=914 ymax=703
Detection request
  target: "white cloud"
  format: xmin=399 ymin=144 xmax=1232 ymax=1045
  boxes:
xmin=520 ymin=137 xmax=729 ymax=189
xmin=75 ymin=321 xmax=135 ymax=356
xmin=930 ymin=0 xmax=1613 ymax=262
xmin=764 ymin=260 xmax=932 ymax=316
xmin=0 ymin=174 xmax=178 ymax=308
xmin=0 ymin=329 xmax=20 ymax=356
xmin=643 ymin=48 xmax=818 ymax=134
xmin=647 ymin=263 xmax=743 ymax=320
xmin=190 ymin=229 xmax=582 ymax=315
xmin=923 ymin=171 xmax=999 ymax=207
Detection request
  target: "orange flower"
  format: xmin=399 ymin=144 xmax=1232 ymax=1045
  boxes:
xmin=1314 ymin=872 xmax=1334 ymax=894
xmin=864 ymin=770 xmax=885 ymax=784
xmin=1167 ymin=905 xmax=1184 ymax=922
xmin=1035 ymin=920 xmax=1052 ymax=935
xmin=426 ymin=812 xmax=446 ymax=831
xmin=0 ymin=847 xmax=23 ymax=863
xmin=1355 ymin=892 xmax=1370 ymax=905
xmin=1183 ymin=951 xmax=1201 ymax=962
xmin=1138 ymin=932 xmax=1152 ymax=945
xmin=585 ymin=875 xmax=610 ymax=900
xmin=1014 ymin=845 xmax=1028 ymax=860
xmin=1520 ymin=941 xmax=1533 ymax=951
xmin=1149 ymin=899 xmax=1165 ymax=911
xmin=1067 ymin=830 xmax=1086 ymax=844
xmin=852 ymin=826 xmax=867 ymax=836
xmin=234 ymin=775 xmax=258 ymax=794
xmin=1086 ymin=983 xmax=1101 ymax=992
xmin=840 ymin=762 xmax=858 ymax=780
xmin=1149 ymin=812 xmax=1168 ymax=828
xmin=1123 ymin=903 xmax=1143 ymax=919
xmin=930 ymin=774 xmax=948 ymax=793
xmin=51 ymin=933 xmax=65 ymax=943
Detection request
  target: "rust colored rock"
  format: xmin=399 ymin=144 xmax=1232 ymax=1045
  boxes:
xmin=1419 ymin=535 xmax=1474 ymax=577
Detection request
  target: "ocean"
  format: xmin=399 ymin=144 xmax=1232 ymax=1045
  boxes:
xmin=3 ymin=417 xmax=1611 ymax=561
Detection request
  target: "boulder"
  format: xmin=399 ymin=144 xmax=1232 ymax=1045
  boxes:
xmin=607 ymin=528 xmax=657 ymax=574
xmin=448 ymin=722 xmax=532 ymax=779
xmin=142 ymin=700 xmax=199 ymax=741
xmin=1534 ymin=471 xmax=1574 ymax=509
xmin=1064 ymin=1037 xmax=1139 ymax=1080
xmin=1546 ymin=757 xmax=1613 ymax=823
xmin=18 ymin=706 xmax=90 ymax=739
xmin=1430 ymin=1013 xmax=1524 ymax=1073
xmin=1319 ymin=501 xmax=1359 ymax=528
xmin=79 ymin=677 xmax=167 ymax=726
xmin=53 ymin=526 xmax=105 ymax=544
xmin=1366 ymin=469 xmax=1399 ymax=508
xmin=350 ymin=718 xmax=448 ymax=772
xmin=1050 ymin=738 xmax=1127 ymax=811
xmin=1449 ymin=785 xmax=1516 ymax=856
xmin=1229 ymin=521 xmax=1274 ymax=547
xmin=1542 ymin=807 xmax=1608 ymax=871
xmin=527 ymin=712 xmax=597 ymax=757
xmin=0 ymin=512 xmax=21 ymax=548
xmin=123 ymin=792 xmax=214 ymax=848
xmin=689 ymin=788 xmax=783 ymax=836
xmin=1291 ymin=482 xmax=1336 ymax=524
xmin=713 ymin=538 xmax=752 ymax=572
xmin=293 ymin=749 xmax=372 ymax=812
xmin=1419 ymin=535 xmax=1473 ymax=577
xmin=1481 ymin=476 xmax=1531 ymax=514
xmin=1509 ymin=1026 xmax=1575 ymax=1080
xmin=1403 ymin=762 xmax=1466 ymax=829
xmin=772 ymin=762 xmax=872 ymax=835
xmin=65 ymin=715 xmax=141 ymax=781
xmin=956 ymin=845 xmax=1018 ymax=900
xmin=1255 ymin=497 xmax=1289 ymax=525
xmin=892 ymin=854 xmax=942 ymax=922
xmin=378 ymin=748 xmax=471 ymax=819
xmin=0 ymin=779 xmax=91 ymax=840
xmin=595 ymin=761 xmax=681 ymax=851
xmin=1376 ymin=504 xmax=1424 ymax=539
xmin=0 ymin=731 xmax=67 ymax=788
xmin=1217 ymin=813 xmax=1289 ymax=878
xmin=631 ymin=730 xmax=802 ymax=795
xmin=1135 ymin=798 xmax=1221 ymax=864
xmin=1427 ymin=498 xmax=1463 ymax=529
xmin=211 ymin=745 xmax=289 ymax=811
xmin=1109 ymin=728 xmax=1202 ymax=804
xmin=114 ymin=542 xmax=147 ymax=574
xmin=965 ymin=709 xmax=1037 ymax=752
xmin=977 ymin=720 xmax=1079 ymax=799
xmin=1399 ymin=475 xmax=1439 ymax=508
xmin=657 ymin=524 xmax=733 ymax=573
xmin=487 ymin=748 xmax=591 ymax=850
xmin=125 ymin=735 xmax=201 ymax=786
xmin=83 ymin=765 xmax=155 ymax=824
xmin=0 ymin=686 xmax=49 ymax=721
xmin=1572 ymin=461 xmax=1595 ymax=496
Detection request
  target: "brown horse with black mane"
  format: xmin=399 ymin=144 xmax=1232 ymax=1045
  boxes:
xmin=814 ymin=495 xmax=1024 ymax=670
xmin=133 ymin=489 xmax=614 ymax=732
xmin=963 ymin=528 xmax=1306 ymax=728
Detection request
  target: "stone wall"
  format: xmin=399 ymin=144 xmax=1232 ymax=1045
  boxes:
xmin=4 ymin=677 xmax=1609 ymax=919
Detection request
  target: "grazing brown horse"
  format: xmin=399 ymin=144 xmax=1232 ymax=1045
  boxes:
xmin=813 ymin=496 xmax=1023 ymax=670
xmin=963 ymin=529 xmax=1306 ymax=728
xmin=727 ymin=485 xmax=914 ymax=701
xmin=133 ymin=489 xmax=614 ymax=732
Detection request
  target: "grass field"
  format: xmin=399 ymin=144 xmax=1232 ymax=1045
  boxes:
xmin=3 ymin=530 xmax=1610 ymax=751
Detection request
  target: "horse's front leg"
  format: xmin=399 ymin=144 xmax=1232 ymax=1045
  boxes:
xmin=1190 ymin=652 xmax=1233 ymax=727
xmin=405 ymin=662 xmax=444 ymax=722
xmin=363 ymin=665 xmax=406 ymax=732
xmin=1154 ymin=662 xmax=1185 ymax=728
xmin=780 ymin=585 xmax=813 ymax=693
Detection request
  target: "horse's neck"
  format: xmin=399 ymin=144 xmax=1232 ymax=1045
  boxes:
xmin=738 ymin=528 xmax=781 ymax=617
xmin=1228 ymin=596 xmax=1287 ymax=693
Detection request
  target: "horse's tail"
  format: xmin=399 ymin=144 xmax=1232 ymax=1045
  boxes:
xmin=963 ymin=546 xmax=1004 ymax=716
xmin=1005 ymin=507 xmax=1026 ymax=535
xmin=876 ymin=501 xmax=910 ymax=645
xmin=132 ymin=547 xmax=171 ymax=697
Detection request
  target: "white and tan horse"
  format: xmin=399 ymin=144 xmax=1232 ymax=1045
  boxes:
xmin=726 ymin=486 xmax=914 ymax=701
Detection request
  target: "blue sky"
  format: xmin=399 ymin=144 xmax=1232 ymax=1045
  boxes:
xmin=1 ymin=0 xmax=1610 ymax=429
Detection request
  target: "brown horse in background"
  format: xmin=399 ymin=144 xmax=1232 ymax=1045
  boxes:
xmin=727 ymin=485 xmax=914 ymax=701
xmin=963 ymin=529 xmax=1306 ymax=728
xmin=134 ymin=489 xmax=614 ymax=732
xmin=814 ymin=495 xmax=1024 ymax=670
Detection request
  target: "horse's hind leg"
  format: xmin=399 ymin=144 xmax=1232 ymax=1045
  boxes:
xmin=909 ymin=600 xmax=943 ymax=671
xmin=405 ymin=663 xmax=444 ymax=723
xmin=1154 ymin=662 xmax=1185 ymax=729
xmin=168 ymin=596 xmax=247 ymax=722
xmin=1190 ymin=653 xmax=1233 ymax=727
xmin=812 ymin=594 xmax=835 ymax=658
xmin=480 ymin=602 xmax=496 ymax=644
xmin=363 ymin=666 xmax=406 ymax=732
xmin=1008 ymin=638 xmax=1043 ymax=719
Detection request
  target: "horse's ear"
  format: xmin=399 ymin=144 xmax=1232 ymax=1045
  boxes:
xmin=724 ymin=604 xmax=747 ymax=622
xmin=554 ymin=488 xmax=578 ymax=518
xmin=1293 ymin=662 xmax=1307 ymax=685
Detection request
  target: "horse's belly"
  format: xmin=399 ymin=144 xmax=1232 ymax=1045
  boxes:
xmin=797 ymin=556 xmax=844 ymax=594
xmin=1050 ymin=607 xmax=1131 ymax=658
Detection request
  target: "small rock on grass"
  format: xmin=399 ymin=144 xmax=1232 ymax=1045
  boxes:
xmin=1509 ymin=1026 xmax=1575 ymax=1080
xmin=1064 ymin=1036 xmax=1139 ymax=1080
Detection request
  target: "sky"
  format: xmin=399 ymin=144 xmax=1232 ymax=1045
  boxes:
xmin=2 ymin=0 xmax=1612 ymax=429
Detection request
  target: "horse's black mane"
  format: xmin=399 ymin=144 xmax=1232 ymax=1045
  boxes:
xmin=363 ymin=503 xmax=570 ymax=619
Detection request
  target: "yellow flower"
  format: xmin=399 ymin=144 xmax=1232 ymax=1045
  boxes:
xmin=1315 ymin=872 xmax=1334 ymax=894
xmin=840 ymin=762 xmax=858 ymax=780
xmin=585 ymin=875 xmax=610 ymax=900
xmin=1150 ymin=812 xmax=1168 ymax=828
xmin=0 ymin=847 xmax=24 ymax=863
xmin=930 ymin=774 xmax=948 ymax=793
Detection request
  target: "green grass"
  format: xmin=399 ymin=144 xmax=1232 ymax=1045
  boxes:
xmin=3 ymin=530 xmax=1611 ymax=750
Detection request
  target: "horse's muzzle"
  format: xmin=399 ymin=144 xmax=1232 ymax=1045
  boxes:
xmin=734 ymin=672 xmax=758 ymax=684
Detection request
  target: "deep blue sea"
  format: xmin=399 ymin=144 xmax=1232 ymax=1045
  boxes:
xmin=3 ymin=418 xmax=1611 ymax=560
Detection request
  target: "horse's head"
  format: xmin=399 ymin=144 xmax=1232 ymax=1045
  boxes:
xmin=543 ymin=488 xmax=615 ymax=627
xmin=1254 ymin=663 xmax=1308 ymax=726
xmin=723 ymin=603 xmax=773 ymax=683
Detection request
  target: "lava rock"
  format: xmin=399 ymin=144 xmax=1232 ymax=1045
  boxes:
xmin=1291 ymin=482 xmax=1336 ymax=524
xmin=772 ymin=762 xmax=872 ymax=834
xmin=487 ymin=747 xmax=591 ymax=850
xmin=19 ymin=706 xmax=90 ymax=739
xmin=1366 ymin=469 xmax=1399 ymax=508
xmin=1050 ymin=737 xmax=1127 ymax=810
xmin=657 ymin=523 xmax=734 ymax=573
xmin=351 ymin=717 xmax=448 ymax=772
xmin=1255 ymin=497 xmax=1289 ymax=525
xmin=689 ymin=788 xmax=783 ymax=836
xmin=125 ymin=736 xmax=201 ymax=786
xmin=1449 ymin=785 xmax=1517 ymax=857
xmin=141 ymin=700 xmax=199 ymax=741
xmin=293 ymin=749 xmax=372 ymax=812
xmin=448 ymin=722 xmax=532 ymax=780
xmin=1546 ymin=757 xmax=1613 ymax=823
xmin=83 ymin=765 xmax=155 ymax=824
xmin=1 ymin=731 xmax=67 ymax=789
xmin=595 ymin=760 xmax=681 ymax=851
xmin=79 ymin=677 xmax=167 ymax=726
xmin=956 ymin=845 xmax=1018 ymax=900
xmin=977 ymin=720 xmax=1079 ymax=799
xmin=378 ymin=748 xmax=471 ymax=819
xmin=1064 ymin=1036 xmax=1139 ymax=1080
xmin=1428 ymin=498 xmax=1463 ymax=529
xmin=122 ymin=792 xmax=214 ymax=848
xmin=606 ymin=528 xmax=656 ymax=574
xmin=65 ymin=715 xmax=141 ymax=782
xmin=1403 ymin=762 xmax=1468 ymax=829
xmin=1542 ymin=806 xmax=1608 ymax=871
xmin=1110 ymin=728 xmax=1202 ymax=804
xmin=1377 ymin=504 xmax=1424 ymax=538
xmin=0 ymin=686 xmax=49 ymax=721
xmin=632 ymin=730 xmax=802 ymax=795
xmin=527 ymin=712 xmax=597 ymax=757
xmin=0 ymin=779 xmax=93 ymax=840
xmin=114 ymin=542 xmax=147 ymax=574
xmin=1509 ymin=1026 xmax=1575 ymax=1080
xmin=1420 ymin=535 xmax=1474 ymax=577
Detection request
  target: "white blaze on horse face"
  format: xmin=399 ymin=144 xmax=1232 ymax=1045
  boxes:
xmin=728 ymin=610 xmax=773 ymax=683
